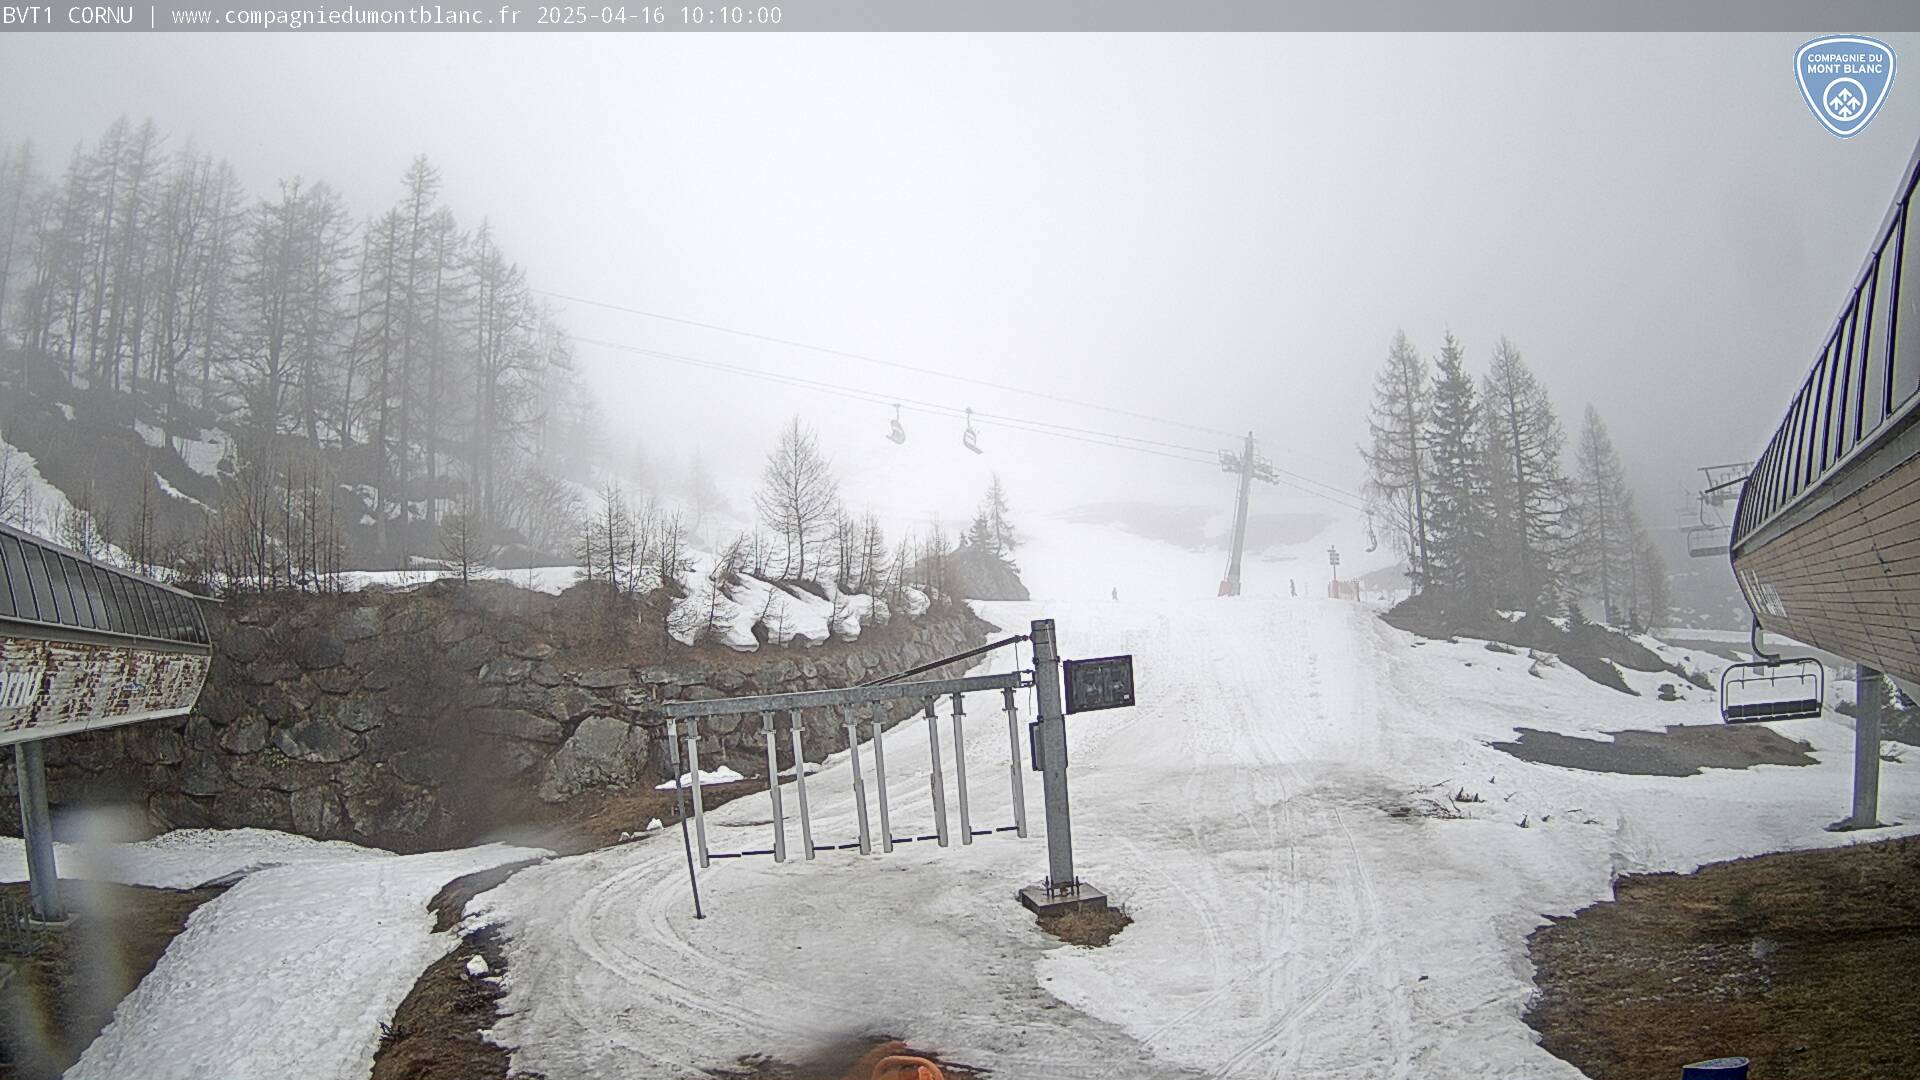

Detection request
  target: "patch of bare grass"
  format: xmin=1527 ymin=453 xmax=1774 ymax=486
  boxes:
xmin=1527 ymin=835 xmax=1920 ymax=1079
xmin=1037 ymin=903 xmax=1133 ymax=947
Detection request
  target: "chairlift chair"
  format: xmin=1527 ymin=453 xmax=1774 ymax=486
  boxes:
xmin=1720 ymin=622 xmax=1825 ymax=723
xmin=1686 ymin=523 xmax=1732 ymax=558
xmin=888 ymin=404 xmax=907 ymax=445
xmin=962 ymin=407 xmax=983 ymax=454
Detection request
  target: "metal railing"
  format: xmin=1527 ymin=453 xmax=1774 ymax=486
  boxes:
xmin=654 ymin=668 xmax=1034 ymax=866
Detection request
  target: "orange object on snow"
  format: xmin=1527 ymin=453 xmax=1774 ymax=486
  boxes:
xmin=846 ymin=1041 xmax=946 ymax=1080
xmin=871 ymin=1054 xmax=945 ymax=1080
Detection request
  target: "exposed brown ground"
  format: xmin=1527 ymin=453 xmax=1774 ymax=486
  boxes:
xmin=369 ymin=925 xmax=515 ymax=1080
xmin=1038 ymin=904 xmax=1134 ymax=948
xmin=0 ymin=880 xmax=224 ymax=1080
xmin=1527 ymin=835 xmax=1920 ymax=1079
xmin=1492 ymin=723 xmax=1819 ymax=777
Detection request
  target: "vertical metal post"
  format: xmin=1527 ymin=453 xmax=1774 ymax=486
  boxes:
xmin=925 ymin=697 xmax=950 ymax=846
xmin=789 ymin=713 xmax=815 ymax=860
xmin=951 ymin=692 xmax=972 ymax=844
xmin=843 ymin=706 xmax=872 ymax=855
xmin=666 ymin=721 xmax=704 ymax=918
xmin=1032 ymin=618 xmax=1075 ymax=888
xmin=1218 ymin=431 xmax=1255 ymax=597
xmin=685 ymin=730 xmax=709 ymax=868
xmin=1004 ymin=686 xmax=1028 ymax=837
xmin=762 ymin=711 xmax=787 ymax=863
xmin=1853 ymin=665 xmax=1884 ymax=829
xmin=870 ymin=716 xmax=893 ymax=853
xmin=13 ymin=741 xmax=64 ymax=923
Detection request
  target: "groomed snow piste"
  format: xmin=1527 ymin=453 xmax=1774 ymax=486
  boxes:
xmin=6 ymin=588 xmax=1914 ymax=1079
xmin=468 ymin=595 xmax=1919 ymax=1080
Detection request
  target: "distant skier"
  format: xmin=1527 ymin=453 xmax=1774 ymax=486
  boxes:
xmin=1110 ymin=587 xmax=1118 ymax=601
xmin=1289 ymin=578 xmax=1297 ymax=597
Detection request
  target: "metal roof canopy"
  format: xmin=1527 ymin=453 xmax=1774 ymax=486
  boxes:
xmin=0 ymin=520 xmax=210 ymax=653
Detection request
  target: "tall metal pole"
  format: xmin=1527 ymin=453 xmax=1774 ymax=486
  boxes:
xmin=762 ymin=711 xmax=787 ymax=862
xmin=1218 ymin=431 xmax=1255 ymax=597
xmin=870 ymin=717 xmax=894 ymax=853
xmin=1031 ymin=619 xmax=1074 ymax=888
xmin=1004 ymin=686 xmax=1028 ymax=837
xmin=666 ymin=721 xmax=703 ymax=919
xmin=843 ymin=706 xmax=872 ymax=855
xmin=686 ymin=731 xmax=709 ymax=868
xmin=925 ymin=698 xmax=950 ymax=847
xmin=789 ymin=717 xmax=815 ymax=860
xmin=13 ymin=741 xmax=64 ymax=923
xmin=950 ymin=692 xmax=972 ymax=844
xmin=1852 ymin=665 xmax=1884 ymax=829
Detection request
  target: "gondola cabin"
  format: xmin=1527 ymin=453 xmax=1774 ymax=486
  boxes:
xmin=0 ymin=522 xmax=211 ymax=746
xmin=1731 ymin=137 xmax=1920 ymax=692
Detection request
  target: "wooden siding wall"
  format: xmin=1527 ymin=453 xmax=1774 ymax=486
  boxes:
xmin=1735 ymin=448 xmax=1920 ymax=682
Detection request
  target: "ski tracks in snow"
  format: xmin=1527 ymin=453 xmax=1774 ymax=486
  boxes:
xmin=1098 ymin=599 xmax=1412 ymax=1080
xmin=482 ymin=598 xmax=1572 ymax=1080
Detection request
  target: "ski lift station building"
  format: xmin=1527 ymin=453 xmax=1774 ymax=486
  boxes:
xmin=0 ymin=520 xmax=212 ymax=920
xmin=1730 ymin=134 xmax=1920 ymax=688
xmin=0 ymin=521 xmax=211 ymax=744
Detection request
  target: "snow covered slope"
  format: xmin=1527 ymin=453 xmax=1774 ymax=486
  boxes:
xmin=475 ymin=596 xmax=1918 ymax=1079
xmin=0 ymin=831 xmax=546 ymax=1080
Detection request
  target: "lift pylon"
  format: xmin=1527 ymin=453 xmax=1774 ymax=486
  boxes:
xmin=1217 ymin=432 xmax=1277 ymax=596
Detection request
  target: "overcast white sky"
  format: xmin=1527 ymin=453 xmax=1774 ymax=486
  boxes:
xmin=2 ymin=32 xmax=1917 ymax=545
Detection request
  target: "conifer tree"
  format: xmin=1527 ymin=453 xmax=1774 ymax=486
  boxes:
xmin=966 ymin=473 xmax=1018 ymax=565
xmin=1423 ymin=331 xmax=1491 ymax=606
xmin=1572 ymin=405 xmax=1636 ymax=622
xmin=1479 ymin=337 xmax=1568 ymax=610
xmin=1363 ymin=330 xmax=1433 ymax=588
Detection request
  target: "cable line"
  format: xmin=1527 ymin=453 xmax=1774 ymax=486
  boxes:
xmin=567 ymin=329 xmax=1371 ymax=511
xmin=573 ymin=336 xmax=1220 ymax=466
xmin=537 ymin=287 xmax=1245 ymax=440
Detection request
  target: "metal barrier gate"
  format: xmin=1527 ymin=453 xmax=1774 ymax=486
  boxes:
xmin=645 ymin=618 xmax=1122 ymax=916
xmin=659 ymin=669 xmax=1032 ymax=865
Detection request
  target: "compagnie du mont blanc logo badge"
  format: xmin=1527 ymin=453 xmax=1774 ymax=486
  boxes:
xmin=1797 ymin=36 xmax=1896 ymax=138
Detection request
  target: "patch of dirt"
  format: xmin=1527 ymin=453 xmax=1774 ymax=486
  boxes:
xmin=0 ymin=880 xmax=224 ymax=1080
xmin=1656 ymin=635 xmax=1753 ymax=665
xmin=1037 ymin=904 xmax=1133 ymax=947
xmin=1559 ymin=654 xmax=1637 ymax=695
xmin=376 ymin=852 xmax=548 ymax=1080
xmin=1491 ymin=723 xmax=1818 ymax=776
xmin=709 ymin=1036 xmax=986 ymax=1080
xmin=1527 ymin=836 xmax=1920 ymax=1079
xmin=370 ymin=925 xmax=514 ymax=1080
xmin=427 ymin=859 xmax=545 ymax=933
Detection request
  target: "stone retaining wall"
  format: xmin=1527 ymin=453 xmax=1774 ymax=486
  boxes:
xmin=2 ymin=580 xmax=995 ymax=852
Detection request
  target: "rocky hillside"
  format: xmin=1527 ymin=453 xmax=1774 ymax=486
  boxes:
xmin=936 ymin=543 xmax=1030 ymax=602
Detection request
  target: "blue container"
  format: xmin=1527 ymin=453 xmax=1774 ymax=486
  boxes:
xmin=1682 ymin=1058 xmax=1750 ymax=1080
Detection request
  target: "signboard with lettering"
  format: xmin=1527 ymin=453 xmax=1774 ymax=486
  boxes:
xmin=0 ymin=637 xmax=207 ymax=746
xmin=1064 ymin=655 xmax=1135 ymax=714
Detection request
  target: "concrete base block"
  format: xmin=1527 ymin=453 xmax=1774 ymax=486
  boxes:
xmin=1018 ymin=881 xmax=1108 ymax=916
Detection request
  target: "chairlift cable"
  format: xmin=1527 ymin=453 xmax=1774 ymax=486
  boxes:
xmin=536 ymin=287 xmax=1246 ymax=441
xmin=574 ymin=335 xmax=1220 ymax=465
xmin=572 ymin=334 xmax=1370 ymax=511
